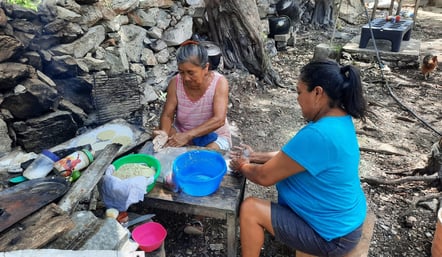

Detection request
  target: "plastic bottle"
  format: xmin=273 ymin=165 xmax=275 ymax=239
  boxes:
xmin=23 ymin=150 xmax=60 ymax=180
xmin=53 ymin=149 xmax=94 ymax=177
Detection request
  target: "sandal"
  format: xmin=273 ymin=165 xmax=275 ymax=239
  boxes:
xmin=183 ymin=220 xmax=204 ymax=236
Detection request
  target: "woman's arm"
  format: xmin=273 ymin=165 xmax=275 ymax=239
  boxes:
xmin=229 ymin=144 xmax=278 ymax=164
xmin=231 ymin=151 xmax=305 ymax=186
xmin=159 ymin=77 xmax=178 ymax=135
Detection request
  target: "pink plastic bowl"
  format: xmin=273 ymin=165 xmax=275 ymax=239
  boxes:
xmin=132 ymin=222 xmax=167 ymax=252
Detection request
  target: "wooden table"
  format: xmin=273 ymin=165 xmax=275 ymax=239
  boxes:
xmin=144 ymin=172 xmax=246 ymax=256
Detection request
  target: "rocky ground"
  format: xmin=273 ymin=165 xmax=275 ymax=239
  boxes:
xmin=136 ymin=5 xmax=442 ymax=257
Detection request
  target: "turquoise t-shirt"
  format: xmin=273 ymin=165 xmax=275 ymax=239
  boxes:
xmin=279 ymin=115 xmax=366 ymax=241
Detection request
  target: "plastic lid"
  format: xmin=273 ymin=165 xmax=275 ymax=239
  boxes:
xmin=82 ymin=149 xmax=94 ymax=162
xmin=42 ymin=149 xmax=60 ymax=162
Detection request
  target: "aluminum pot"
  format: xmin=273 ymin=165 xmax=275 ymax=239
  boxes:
xmin=268 ymin=16 xmax=291 ymax=38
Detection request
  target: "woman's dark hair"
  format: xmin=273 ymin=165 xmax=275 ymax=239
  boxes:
xmin=299 ymin=59 xmax=367 ymax=121
xmin=176 ymin=40 xmax=209 ymax=68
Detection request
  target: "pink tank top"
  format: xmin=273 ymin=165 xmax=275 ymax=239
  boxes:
xmin=175 ymin=71 xmax=231 ymax=145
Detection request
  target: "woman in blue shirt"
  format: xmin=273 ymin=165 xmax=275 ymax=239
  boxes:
xmin=230 ymin=59 xmax=367 ymax=257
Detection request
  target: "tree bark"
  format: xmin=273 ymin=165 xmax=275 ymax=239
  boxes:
xmin=204 ymin=0 xmax=280 ymax=87
xmin=311 ymin=0 xmax=334 ymax=28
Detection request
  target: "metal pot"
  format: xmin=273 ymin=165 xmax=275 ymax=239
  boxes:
xmin=268 ymin=16 xmax=291 ymax=38
xmin=276 ymin=0 xmax=300 ymax=24
xmin=200 ymin=41 xmax=222 ymax=70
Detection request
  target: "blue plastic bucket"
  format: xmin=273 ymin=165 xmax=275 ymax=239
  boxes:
xmin=172 ymin=150 xmax=227 ymax=196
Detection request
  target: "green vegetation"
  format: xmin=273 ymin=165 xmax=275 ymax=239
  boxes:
xmin=6 ymin=0 xmax=40 ymax=11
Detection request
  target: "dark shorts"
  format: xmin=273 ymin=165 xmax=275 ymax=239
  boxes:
xmin=271 ymin=203 xmax=362 ymax=257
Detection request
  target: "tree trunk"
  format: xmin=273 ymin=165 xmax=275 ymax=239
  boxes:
xmin=311 ymin=0 xmax=334 ymax=28
xmin=204 ymin=0 xmax=281 ymax=87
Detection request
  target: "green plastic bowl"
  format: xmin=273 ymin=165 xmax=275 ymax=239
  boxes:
xmin=112 ymin=153 xmax=161 ymax=193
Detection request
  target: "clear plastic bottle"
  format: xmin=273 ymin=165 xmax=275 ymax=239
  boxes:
xmin=53 ymin=149 xmax=94 ymax=177
xmin=23 ymin=150 xmax=60 ymax=180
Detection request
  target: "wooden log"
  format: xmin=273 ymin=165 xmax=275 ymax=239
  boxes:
xmin=295 ymin=210 xmax=376 ymax=257
xmin=0 ymin=203 xmax=74 ymax=251
xmin=57 ymin=143 xmax=121 ymax=214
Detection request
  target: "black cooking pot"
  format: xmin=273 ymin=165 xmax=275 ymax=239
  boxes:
xmin=268 ymin=16 xmax=291 ymax=38
xmin=200 ymin=41 xmax=222 ymax=70
xmin=276 ymin=0 xmax=301 ymax=24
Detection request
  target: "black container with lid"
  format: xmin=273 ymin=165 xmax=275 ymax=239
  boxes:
xmin=268 ymin=15 xmax=291 ymax=38
xmin=200 ymin=41 xmax=222 ymax=70
xmin=276 ymin=0 xmax=301 ymax=24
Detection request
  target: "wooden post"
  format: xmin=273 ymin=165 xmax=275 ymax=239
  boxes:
xmin=371 ymin=0 xmax=379 ymax=21
xmin=412 ymin=0 xmax=420 ymax=29
xmin=58 ymin=143 xmax=121 ymax=214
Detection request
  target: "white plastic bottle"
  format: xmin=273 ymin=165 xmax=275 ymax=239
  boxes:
xmin=23 ymin=150 xmax=60 ymax=180
xmin=53 ymin=149 xmax=94 ymax=176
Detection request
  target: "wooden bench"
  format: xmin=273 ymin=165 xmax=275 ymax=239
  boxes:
xmin=142 ymin=172 xmax=246 ymax=257
xmin=296 ymin=210 xmax=376 ymax=257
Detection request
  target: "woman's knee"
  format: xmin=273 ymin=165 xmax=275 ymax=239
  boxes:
xmin=240 ymin=197 xmax=270 ymax=219
xmin=240 ymin=197 xmax=273 ymax=232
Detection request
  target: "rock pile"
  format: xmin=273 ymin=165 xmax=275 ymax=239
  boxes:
xmin=0 ymin=0 xmax=202 ymax=154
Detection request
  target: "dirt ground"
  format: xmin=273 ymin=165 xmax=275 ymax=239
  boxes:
xmin=140 ymin=5 xmax=442 ymax=257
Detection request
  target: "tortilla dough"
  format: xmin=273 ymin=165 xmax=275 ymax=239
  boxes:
xmin=113 ymin=163 xmax=156 ymax=179
xmin=92 ymin=141 xmax=109 ymax=151
xmin=153 ymin=131 xmax=168 ymax=152
xmin=77 ymin=135 xmax=95 ymax=147
xmin=97 ymin=130 xmax=116 ymax=141
xmin=112 ymin=136 xmax=132 ymax=146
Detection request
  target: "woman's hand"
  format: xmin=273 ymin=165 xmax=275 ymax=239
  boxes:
xmin=152 ymin=130 xmax=168 ymax=152
xmin=229 ymin=144 xmax=253 ymax=160
xmin=165 ymin=132 xmax=192 ymax=147
xmin=229 ymin=144 xmax=252 ymax=172
xmin=229 ymin=157 xmax=249 ymax=173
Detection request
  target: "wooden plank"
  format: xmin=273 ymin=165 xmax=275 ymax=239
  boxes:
xmin=57 ymin=143 xmax=122 ymax=214
xmin=0 ymin=203 xmax=74 ymax=251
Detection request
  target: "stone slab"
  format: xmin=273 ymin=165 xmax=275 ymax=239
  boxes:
xmin=342 ymin=36 xmax=420 ymax=68
xmin=80 ymin=216 xmax=129 ymax=250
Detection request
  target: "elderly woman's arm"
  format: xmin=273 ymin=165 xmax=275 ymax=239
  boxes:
xmin=158 ymin=77 xmax=178 ymax=135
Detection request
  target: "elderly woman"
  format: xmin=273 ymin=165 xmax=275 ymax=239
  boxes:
xmin=230 ymin=59 xmax=368 ymax=257
xmin=153 ymin=40 xmax=231 ymax=151
xmin=153 ymin=40 xmax=232 ymax=235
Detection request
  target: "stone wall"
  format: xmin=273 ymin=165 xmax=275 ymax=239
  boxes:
xmin=0 ymin=0 xmax=364 ymax=154
xmin=0 ymin=0 xmax=202 ymax=154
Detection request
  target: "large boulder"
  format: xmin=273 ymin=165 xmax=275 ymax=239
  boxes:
xmin=1 ymin=78 xmax=59 ymax=120
xmin=12 ymin=110 xmax=78 ymax=152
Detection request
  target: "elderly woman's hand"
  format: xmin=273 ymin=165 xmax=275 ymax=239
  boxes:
xmin=152 ymin=130 xmax=168 ymax=152
xmin=166 ymin=132 xmax=192 ymax=147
